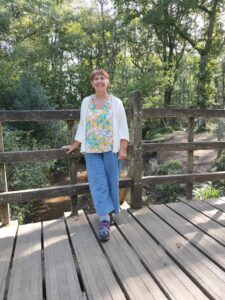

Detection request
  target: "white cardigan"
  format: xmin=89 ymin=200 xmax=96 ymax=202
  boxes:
xmin=75 ymin=95 xmax=130 ymax=153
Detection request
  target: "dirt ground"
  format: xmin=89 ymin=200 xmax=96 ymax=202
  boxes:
xmin=31 ymin=131 xmax=219 ymax=222
xmin=158 ymin=131 xmax=218 ymax=173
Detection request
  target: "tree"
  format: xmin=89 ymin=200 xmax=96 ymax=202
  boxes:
xmin=166 ymin=0 xmax=225 ymax=108
xmin=114 ymin=0 xmax=187 ymax=107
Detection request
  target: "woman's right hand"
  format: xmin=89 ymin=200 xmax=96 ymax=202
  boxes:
xmin=62 ymin=142 xmax=79 ymax=154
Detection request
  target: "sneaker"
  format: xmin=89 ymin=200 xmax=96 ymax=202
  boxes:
xmin=99 ymin=220 xmax=110 ymax=241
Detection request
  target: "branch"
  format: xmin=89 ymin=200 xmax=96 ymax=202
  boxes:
xmin=197 ymin=5 xmax=211 ymax=16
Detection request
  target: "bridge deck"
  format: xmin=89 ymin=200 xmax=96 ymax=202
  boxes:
xmin=1 ymin=198 xmax=225 ymax=300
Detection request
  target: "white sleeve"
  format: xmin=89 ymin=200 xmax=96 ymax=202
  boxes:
xmin=118 ymin=101 xmax=130 ymax=141
xmin=74 ymin=100 xmax=85 ymax=142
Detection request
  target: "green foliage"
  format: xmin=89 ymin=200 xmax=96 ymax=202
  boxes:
xmin=3 ymin=126 xmax=58 ymax=223
xmin=213 ymin=151 xmax=225 ymax=172
xmin=153 ymin=159 xmax=184 ymax=203
xmin=194 ymin=183 xmax=222 ymax=200
xmin=157 ymin=160 xmax=183 ymax=175
xmin=14 ymin=70 xmax=51 ymax=110
xmin=10 ymin=203 xmax=34 ymax=224
xmin=157 ymin=184 xmax=184 ymax=203
xmin=144 ymin=125 xmax=174 ymax=140
xmin=3 ymin=127 xmax=55 ymax=191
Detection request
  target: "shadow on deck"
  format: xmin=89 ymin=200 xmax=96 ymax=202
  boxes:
xmin=1 ymin=198 xmax=225 ymax=300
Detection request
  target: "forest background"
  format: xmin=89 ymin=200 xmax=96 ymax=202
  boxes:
xmin=1 ymin=0 xmax=225 ymax=222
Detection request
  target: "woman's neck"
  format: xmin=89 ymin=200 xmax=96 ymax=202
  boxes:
xmin=95 ymin=91 xmax=109 ymax=100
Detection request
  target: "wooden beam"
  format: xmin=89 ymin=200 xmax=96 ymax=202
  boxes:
xmin=2 ymin=108 xmax=225 ymax=123
xmin=129 ymin=91 xmax=143 ymax=209
xmin=186 ymin=117 xmax=195 ymax=199
xmin=0 ymin=141 xmax=225 ymax=164
xmin=142 ymin=141 xmax=225 ymax=151
xmin=142 ymin=108 xmax=225 ymax=118
xmin=142 ymin=172 xmax=225 ymax=184
xmin=67 ymin=119 xmax=78 ymax=215
xmin=0 ymin=110 xmax=80 ymax=122
xmin=0 ymin=178 xmax=132 ymax=204
xmin=0 ymin=123 xmax=10 ymax=225
xmin=0 ymin=149 xmax=81 ymax=163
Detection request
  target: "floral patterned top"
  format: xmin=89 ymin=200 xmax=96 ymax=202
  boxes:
xmin=85 ymin=95 xmax=113 ymax=153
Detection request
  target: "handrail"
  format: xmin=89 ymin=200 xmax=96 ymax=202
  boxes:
xmin=1 ymin=107 xmax=225 ymax=122
xmin=1 ymin=93 xmax=225 ymax=225
xmin=0 ymin=109 xmax=80 ymax=121
xmin=1 ymin=141 xmax=225 ymax=164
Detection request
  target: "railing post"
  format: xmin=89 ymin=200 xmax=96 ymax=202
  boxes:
xmin=129 ymin=91 xmax=143 ymax=209
xmin=217 ymin=119 xmax=224 ymax=158
xmin=67 ymin=120 xmax=78 ymax=215
xmin=186 ymin=117 xmax=194 ymax=200
xmin=0 ymin=123 xmax=10 ymax=225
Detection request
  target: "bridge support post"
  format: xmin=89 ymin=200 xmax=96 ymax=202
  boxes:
xmin=186 ymin=117 xmax=194 ymax=200
xmin=67 ymin=120 xmax=78 ymax=215
xmin=0 ymin=123 xmax=10 ymax=225
xmin=129 ymin=91 xmax=143 ymax=209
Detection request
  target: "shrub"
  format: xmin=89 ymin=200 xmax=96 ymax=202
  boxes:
xmin=157 ymin=160 xmax=183 ymax=175
xmin=194 ymin=183 xmax=222 ymax=200
xmin=154 ymin=160 xmax=184 ymax=203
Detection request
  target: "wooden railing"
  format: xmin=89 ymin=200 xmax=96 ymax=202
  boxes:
xmin=1 ymin=91 xmax=225 ymax=225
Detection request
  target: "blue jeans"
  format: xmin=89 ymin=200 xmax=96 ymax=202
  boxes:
xmin=85 ymin=151 xmax=123 ymax=216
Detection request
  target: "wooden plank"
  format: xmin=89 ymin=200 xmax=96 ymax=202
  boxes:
xmin=0 ymin=110 xmax=80 ymax=122
xmin=43 ymin=218 xmax=84 ymax=300
xmin=131 ymin=206 xmax=225 ymax=299
xmin=65 ymin=212 xmax=126 ymax=300
xmin=183 ymin=199 xmax=225 ymax=226
xmin=7 ymin=223 xmax=42 ymax=300
xmin=2 ymin=142 xmax=225 ymax=164
xmin=171 ymin=202 xmax=225 ymax=246
xmin=0 ymin=221 xmax=18 ymax=300
xmin=142 ymin=108 xmax=225 ymax=118
xmin=0 ymin=149 xmax=81 ymax=164
xmin=0 ymin=184 xmax=77 ymax=204
xmin=88 ymin=213 xmax=167 ymax=300
xmin=142 ymin=171 xmax=225 ymax=184
xmin=115 ymin=210 xmax=207 ymax=300
xmin=204 ymin=197 xmax=225 ymax=213
xmin=2 ymin=108 xmax=225 ymax=122
xmin=217 ymin=197 xmax=225 ymax=203
xmin=151 ymin=204 xmax=225 ymax=271
xmin=142 ymin=141 xmax=225 ymax=152
xmin=0 ymin=179 xmax=132 ymax=204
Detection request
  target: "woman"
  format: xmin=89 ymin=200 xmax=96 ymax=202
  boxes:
xmin=63 ymin=69 xmax=129 ymax=241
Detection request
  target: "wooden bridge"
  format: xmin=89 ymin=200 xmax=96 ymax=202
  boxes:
xmin=1 ymin=198 xmax=225 ymax=299
xmin=1 ymin=92 xmax=225 ymax=298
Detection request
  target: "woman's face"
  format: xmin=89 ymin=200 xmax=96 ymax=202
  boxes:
xmin=91 ymin=74 xmax=109 ymax=93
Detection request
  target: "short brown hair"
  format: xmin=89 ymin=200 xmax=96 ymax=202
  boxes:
xmin=90 ymin=69 xmax=110 ymax=81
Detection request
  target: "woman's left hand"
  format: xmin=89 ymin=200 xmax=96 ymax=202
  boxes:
xmin=118 ymin=148 xmax=127 ymax=160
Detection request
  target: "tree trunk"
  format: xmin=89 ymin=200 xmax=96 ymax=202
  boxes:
xmin=164 ymin=86 xmax=173 ymax=107
xmin=197 ymin=54 xmax=208 ymax=108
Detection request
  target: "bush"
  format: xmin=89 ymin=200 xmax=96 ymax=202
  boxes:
xmin=157 ymin=184 xmax=184 ymax=203
xmin=157 ymin=160 xmax=183 ymax=175
xmin=3 ymin=127 xmax=57 ymax=223
xmin=144 ymin=125 xmax=174 ymax=140
xmin=154 ymin=160 xmax=184 ymax=203
xmin=194 ymin=183 xmax=222 ymax=200
xmin=214 ymin=151 xmax=225 ymax=171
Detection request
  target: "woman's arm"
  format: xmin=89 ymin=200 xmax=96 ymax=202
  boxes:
xmin=62 ymin=140 xmax=80 ymax=154
xmin=118 ymin=139 xmax=128 ymax=160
